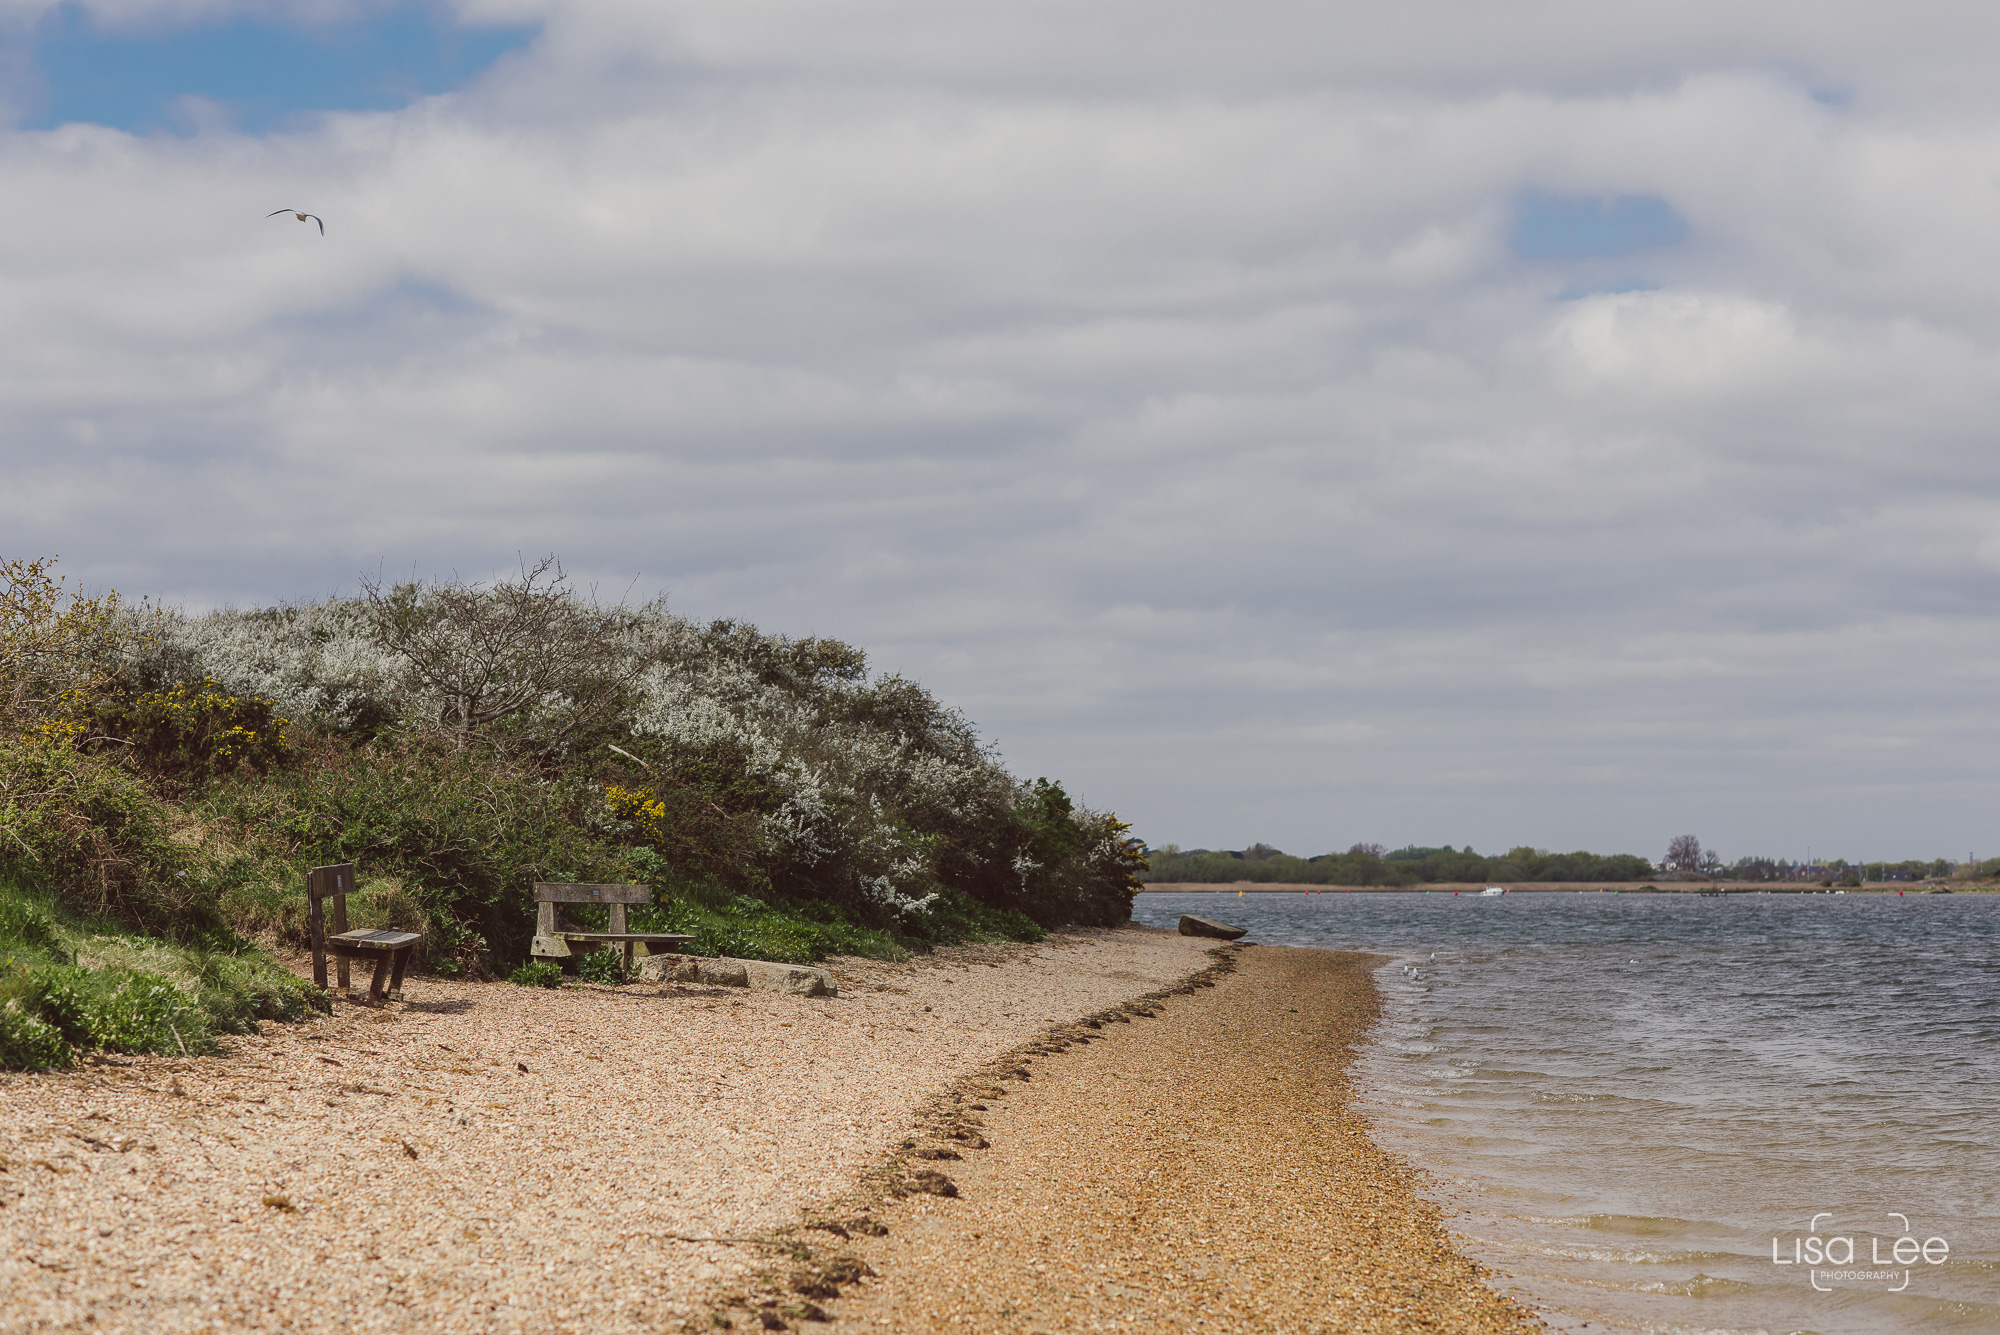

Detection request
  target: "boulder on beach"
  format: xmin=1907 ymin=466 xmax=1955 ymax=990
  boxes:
xmin=1178 ymin=914 xmax=1248 ymax=941
xmin=638 ymin=954 xmax=838 ymax=996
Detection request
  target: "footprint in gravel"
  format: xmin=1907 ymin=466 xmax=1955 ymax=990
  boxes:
xmin=910 ymin=1171 xmax=958 ymax=1197
xmin=821 ymin=1256 xmax=874 ymax=1284
xmin=913 ymin=1147 xmax=961 ymax=1161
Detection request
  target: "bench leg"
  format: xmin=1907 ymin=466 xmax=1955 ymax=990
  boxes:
xmin=367 ymin=952 xmax=392 ymax=1003
xmin=388 ymin=946 xmax=411 ymax=1002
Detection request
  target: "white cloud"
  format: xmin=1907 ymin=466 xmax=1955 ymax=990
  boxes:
xmin=6 ymin=1 xmax=2000 ymax=861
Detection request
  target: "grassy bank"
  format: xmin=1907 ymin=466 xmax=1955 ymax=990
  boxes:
xmin=0 ymin=876 xmax=325 ymax=1071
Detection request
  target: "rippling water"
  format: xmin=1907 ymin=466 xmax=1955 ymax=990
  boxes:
xmin=1131 ymin=889 xmax=2000 ymax=1334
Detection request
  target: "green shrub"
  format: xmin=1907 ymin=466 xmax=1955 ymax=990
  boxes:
xmin=0 ymin=737 xmax=227 ymax=939
xmin=17 ymin=966 xmax=91 ymax=1045
xmin=0 ymin=962 xmax=218 ymax=1063
xmin=70 ymin=677 xmax=292 ymax=782
xmin=0 ymin=1000 xmax=68 ymax=1071
xmin=74 ymin=969 xmax=217 ymax=1057
xmin=508 ymin=960 xmax=563 ymax=989
xmin=576 ymin=950 xmax=631 ymax=985
xmin=181 ymin=949 xmax=326 ymax=1034
xmin=0 ymin=895 xmax=71 ymax=962
xmin=912 ymin=889 xmax=1046 ymax=946
xmin=0 ymin=877 xmax=323 ymax=1070
xmin=214 ymin=740 xmax=632 ymax=976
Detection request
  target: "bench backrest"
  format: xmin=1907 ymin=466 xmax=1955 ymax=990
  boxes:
xmin=534 ymin=882 xmax=652 ymax=937
xmin=534 ymin=883 xmax=653 ymax=905
xmin=307 ymin=862 xmax=357 ymax=990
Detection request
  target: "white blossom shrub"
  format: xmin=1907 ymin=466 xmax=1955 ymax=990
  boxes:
xmin=127 ymin=578 xmax=1143 ymax=936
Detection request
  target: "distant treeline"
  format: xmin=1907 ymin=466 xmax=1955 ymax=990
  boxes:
xmin=1732 ymin=857 xmax=1955 ymax=882
xmin=1141 ymin=843 xmax=1654 ymax=886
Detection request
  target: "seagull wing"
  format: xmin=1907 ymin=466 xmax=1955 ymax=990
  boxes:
xmin=266 ymin=209 xmax=294 ymax=218
xmin=305 ymin=214 xmax=324 ymax=235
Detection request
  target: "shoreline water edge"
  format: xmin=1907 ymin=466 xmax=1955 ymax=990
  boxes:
xmin=1134 ymin=888 xmax=2000 ymax=1335
xmin=0 ymin=926 xmax=1524 ymax=1334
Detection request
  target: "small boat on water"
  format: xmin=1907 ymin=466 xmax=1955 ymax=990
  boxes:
xmin=1480 ymin=885 xmax=1506 ymax=896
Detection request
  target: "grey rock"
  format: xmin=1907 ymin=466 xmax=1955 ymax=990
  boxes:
xmin=1178 ymin=914 xmax=1248 ymax=941
xmin=638 ymin=954 xmax=837 ymax=996
xmin=639 ymin=955 xmax=750 ymax=987
xmin=742 ymin=959 xmax=838 ymax=997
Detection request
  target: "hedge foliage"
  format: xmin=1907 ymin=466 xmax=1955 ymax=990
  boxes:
xmin=0 ymin=556 xmax=1147 ymax=1008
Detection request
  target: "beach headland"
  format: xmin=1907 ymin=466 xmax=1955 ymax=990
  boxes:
xmin=0 ymin=929 xmax=1531 ymax=1334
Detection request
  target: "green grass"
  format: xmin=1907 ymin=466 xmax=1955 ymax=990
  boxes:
xmin=0 ymin=876 xmax=327 ymax=1071
xmin=507 ymin=960 xmax=563 ymax=989
xmin=618 ymin=881 xmax=1043 ymax=968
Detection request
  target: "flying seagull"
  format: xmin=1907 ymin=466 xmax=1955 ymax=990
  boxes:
xmin=267 ymin=209 xmax=324 ymax=235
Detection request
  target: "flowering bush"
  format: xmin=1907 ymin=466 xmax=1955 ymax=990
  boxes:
xmin=5 ymin=556 xmax=1147 ymax=975
xmin=67 ymin=678 xmax=292 ymax=781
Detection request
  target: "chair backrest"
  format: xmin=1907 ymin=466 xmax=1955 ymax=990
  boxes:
xmin=534 ymin=883 xmax=651 ymax=936
xmin=307 ymin=862 xmax=357 ymax=990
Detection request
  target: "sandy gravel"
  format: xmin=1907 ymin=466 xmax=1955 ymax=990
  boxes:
xmin=0 ymin=928 xmax=1216 ymax=1334
xmin=817 ymin=944 xmax=1540 ymax=1335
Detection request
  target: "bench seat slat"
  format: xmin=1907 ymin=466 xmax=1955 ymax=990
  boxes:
xmin=553 ymin=932 xmax=694 ymax=943
xmin=328 ymin=929 xmax=423 ymax=949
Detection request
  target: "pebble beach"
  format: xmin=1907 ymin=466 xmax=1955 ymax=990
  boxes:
xmin=0 ymin=928 xmax=1533 ymax=1334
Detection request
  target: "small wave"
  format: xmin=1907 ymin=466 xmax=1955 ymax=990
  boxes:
xmin=1518 ymin=1243 xmax=1748 ymax=1266
xmin=1529 ymin=1213 xmax=1714 ymax=1237
xmin=1626 ymin=1272 xmax=1758 ymax=1299
xmin=1532 ymin=1090 xmax=1632 ymax=1104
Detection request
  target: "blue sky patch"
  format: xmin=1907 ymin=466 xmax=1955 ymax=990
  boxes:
xmin=27 ymin=2 xmax=538 ymax=133
xmin=1511 ymin=191 xmax=1688 ymax=261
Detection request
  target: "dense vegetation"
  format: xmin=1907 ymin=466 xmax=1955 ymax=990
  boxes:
xmin=0 ymin=876 xmax=322 ymax=1071
xmin=1143 ymin=842 xmax=1655 ymax=885
xmin=0 ymin=556 xmax=1146 ymax=1065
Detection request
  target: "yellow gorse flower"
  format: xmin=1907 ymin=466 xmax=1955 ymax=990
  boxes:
xmin=606 ymin=784 xmax=669 ymax=844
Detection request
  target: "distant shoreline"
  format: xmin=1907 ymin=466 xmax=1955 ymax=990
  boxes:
xmin=1139 ymin=880 xmax=1997 ymax=895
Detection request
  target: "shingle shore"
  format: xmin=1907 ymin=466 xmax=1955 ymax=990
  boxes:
xmin=817 ymin=944 xmax=1540 ymax=1334
xmin=0 ymin=928 xmax=1215 ymax=1334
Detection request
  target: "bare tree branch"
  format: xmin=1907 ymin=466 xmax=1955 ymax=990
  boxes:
xmin=359 ymin=556 xmax=664 ymax=766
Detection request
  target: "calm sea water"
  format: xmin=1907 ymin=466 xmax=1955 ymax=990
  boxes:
xmin=1131 ymin=889 xmax=2000 ymax=1335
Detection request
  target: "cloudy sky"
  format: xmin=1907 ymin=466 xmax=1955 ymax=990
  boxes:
xmin=5 ymin=0 xmax=2000 ymax=863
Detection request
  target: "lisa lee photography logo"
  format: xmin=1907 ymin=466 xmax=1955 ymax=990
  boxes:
xmin=1771 ymin=1213 xmax=1950 ymax=1292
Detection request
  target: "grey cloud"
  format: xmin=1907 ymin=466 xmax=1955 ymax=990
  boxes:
xmin=5 ymin=4 xmax=2000 ymax=864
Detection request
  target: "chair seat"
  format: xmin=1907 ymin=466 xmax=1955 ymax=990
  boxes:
xmin=328 ymin=928 xmax=422 ymax=950
xmin=554 ymin=932 xmax=695 ymax=943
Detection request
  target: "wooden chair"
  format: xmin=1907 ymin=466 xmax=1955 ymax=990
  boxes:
xmin=531 ymin=883 xmax=692 ymax=973
xmin=307 ymin=862 xmax=421 ymax=1004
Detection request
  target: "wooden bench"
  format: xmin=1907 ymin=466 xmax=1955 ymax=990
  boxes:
xmin=531 ymin=882 xmax=692 ymax=973
xmin=307 ymin=862 xmax=421 ymax=1004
